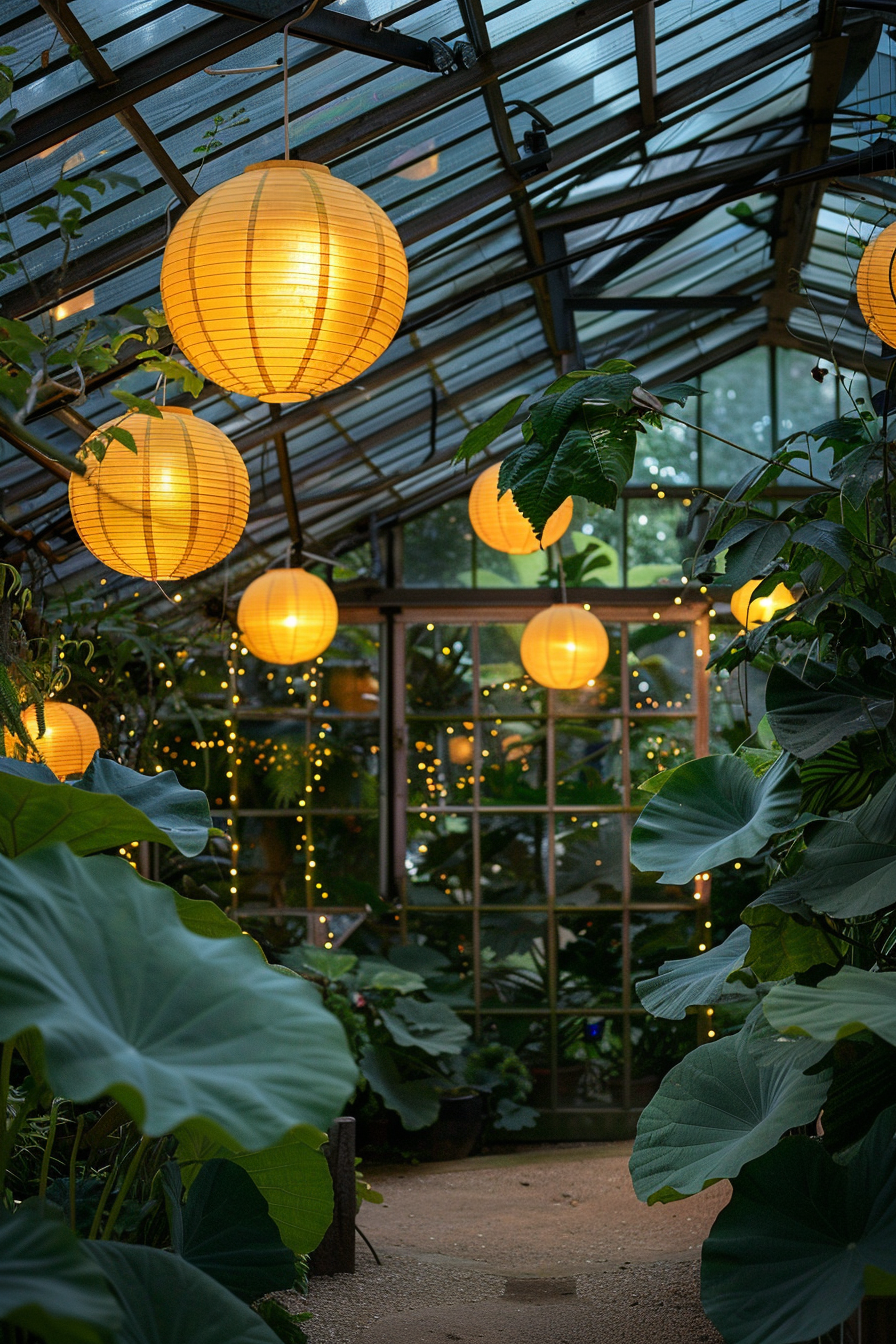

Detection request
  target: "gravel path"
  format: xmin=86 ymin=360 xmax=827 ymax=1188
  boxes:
xmin=275 ymin=1143 xmax=727 ymax=1344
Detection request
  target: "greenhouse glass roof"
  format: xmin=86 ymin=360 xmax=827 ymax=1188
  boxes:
xmin=0 ymin=0 xmax=893 ymax=603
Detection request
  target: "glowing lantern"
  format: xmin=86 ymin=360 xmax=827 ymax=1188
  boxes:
xmin=520 ymin=605 xmax=609 ymax=689
xmin=730 ymin=579 xmax=795 ymax=630
xmin=69 ymin=408 xmax=249 ymax=580
xmin=6 ymin=702 xmax=99 ymax=779
xmin=857 ymin=221 xmax=896 ymax=345
xmin=237 ymin=568 xmax=338 ymax=664
xmin=160 ymin=161 xmax=408 ymax=403
xmin=468 ymin=463 xmax=573 ymax=554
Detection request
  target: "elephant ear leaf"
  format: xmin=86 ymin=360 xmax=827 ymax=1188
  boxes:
xmin=700 ymin=1104 xmax=896 ymax=1344
xmin=636 ymin=925 xmax=753 ymax=1019
xmin=83 ymin=1243 xmax=282 ymax=1344
xmin=0 ymin=1209 xmax=122 ymax=1344
xmin=0 ymin=846 xmax=357 ymax=1147
xmin=763 ymin=965 xmax=896 ymax=1047
xmin=0 ymin=758 xmax=213 ymax=858
xmin=765 ymin=660 xmax=894 ymax=760
xmin=629 ymin=1024 xmax=830 ymax=1206
xmin=631 ymin=752 xmax=801 ymax=885
xmin=359 ymin=1044 xmax=441 ymax=1131
xmin=178 ymin=1159 xmax=295 ymax=1303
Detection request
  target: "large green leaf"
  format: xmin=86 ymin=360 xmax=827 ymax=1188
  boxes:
xmin=0 ymin=846 xmax=356 ymax=1146
xmin=764 ymin=966 xmax=896 ymax=1047
xmin=171 ymin=1159 xmax=295 ymax=1303
xmin=765 ymin=661 xmax=894 ymax=760
xmin=742 ymin=904 xmax=845 ymax=981
xmin=0 ymin=758 xmax=213 ymax=858
xmin=453 ymin=394 xmax=527 ymax=463
xmin=630 ymin=753 xmax=801 ymax=885
xmin=701 ymin=1105 xmax=896 ymax=1344
xmin=379 ymin=997 xmax=471 ymax=1056
xmin=176 ymin=1123 xmax=333 ymax=1255
xmin=629 ymin=1027 xmax=830 ymax=1205
xmin=73 ymin=757 xmax=214 ymax=856
xmin=0 ymin=1210 xmax=121 ymax=1344
xmin=635 ymin=925 xmax=752 ymax=1019
xmin=359 ymin=1045 xmax=441 ymax=1130
xmin=766 ymin=775 xmax=896 ymax=918
xmin=84 ymin=1243 xmax=281 ymax=1344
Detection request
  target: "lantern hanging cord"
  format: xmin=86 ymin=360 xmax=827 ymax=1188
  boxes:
xmin=555 ymin=541 xmax=567 ymax=603
xmin=284 ymin=1 xmax=324 ymax=161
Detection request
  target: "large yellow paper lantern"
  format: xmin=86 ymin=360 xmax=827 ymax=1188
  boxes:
xmin=731 ymin=579 xmax=795 ymax=630
xmin=6 ymin=702 xmax=99 ymax=779
xmin=857 ymin=221 xmax=896 ymax=345
xmin=238 ymin=568 xmax=338 ymax=665
xmin=69 ymin=408 xmax=249 ymax=580
xmin=160 ymin=161 xmax=408 ymax=403
xmin=469 ymin=463 xmax=573 ymax=554
xmin=520 ymin=605 xmax=609 ymax=689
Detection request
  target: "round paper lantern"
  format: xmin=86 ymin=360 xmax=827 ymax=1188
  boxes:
xmin=69 ymin=408 xmax=249 ymax=580
xmin=237 ymin=568 xmax=338 ymax=664
xmin=520 ymin=605 xmax=609 ymax=689
xmin=7 ymin=702 xmax=99 ymax=779
xmin=469 ymin=463 xmax=573 ymax=554
xmin=730 ymin=579 xmax=795 ymax=630
xmin=857 ymin=221 xmax=896 ymax=345
xmin=160 ymin=160 xmax=408 ymax=403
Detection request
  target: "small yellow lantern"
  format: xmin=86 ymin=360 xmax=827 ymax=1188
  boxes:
xmin=69 ymin=408 xmax=249 ymax=581
xmin=6 ymin=702 xmax=99 ymax=779
xmin=857 ymin=221 xmax=896 ymax=345
xmin=520 ymin=605 xmax=609 ymax=689
xmin=160 ymin=161 xmax=408 ymax=403
xmin=730 ymin=579 xmax=795 ymax=630
xmin=237 ymin=568 xmax=338 ymax=665
xmin=468 ymin=463 xmax=573 ymax=554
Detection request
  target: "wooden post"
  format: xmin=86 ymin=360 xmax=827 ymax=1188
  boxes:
xmin=309 ymin=1117 xmax=356 ymax=1276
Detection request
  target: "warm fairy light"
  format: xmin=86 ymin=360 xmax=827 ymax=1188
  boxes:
xmin=468 ymin=463 xmax=572 ymax=554
xmin=237 ymin=568 xmax=338 ymax=664
xmin=160 ymin=161 xmax=408 ymax=402
xmin=520 ymin=605 xmax=609 ymax=689
xmin=69 ymin=409 xmax=249 ymax=580
xmin=7 ymin=702 xmax=100 ymax=779
xmin=730 ymin=579 xmax=795 ymax=630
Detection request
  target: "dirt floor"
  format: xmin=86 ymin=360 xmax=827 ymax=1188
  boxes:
xmin=277 ymin=1142 xmax=729 ymax=1343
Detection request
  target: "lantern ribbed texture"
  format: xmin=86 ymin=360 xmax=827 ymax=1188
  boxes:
xmin=237 ymin=568 xmax=338 ymax=665
xmin=160 ymin=161 xmax=408 ymax=403
xmin=520 ymin=605 xmax=609 ymax=689
xmin=6 ymin=702 xmax=100 ymax=779
xmin=730 ymin=579 xmax=794 ymax=631
xmin=468 ymin=463 xmax=573 ymax=554
xmin=69 ymin=407 xmax=249 ymax=581
xmin=857 ymin=221 xmax=896 ymax=345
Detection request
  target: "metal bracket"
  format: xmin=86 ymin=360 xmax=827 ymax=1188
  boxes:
xmin=193 ymin=0 xmax=479 ymax=72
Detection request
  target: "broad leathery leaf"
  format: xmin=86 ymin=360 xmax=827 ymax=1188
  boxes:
xmin=790 ymin=519 xmax=853 ymax=569
xmin=543 ymin=360 xmax=635 ymax=394
xmin=453 ymin=394 xmax=527 ymax=463
xmin=742 ymin=904 xmax=845 ymax=981
xmin=831 ymin=439 xmax=883 ymax=508
xmin=764 ymin=966 xmax=896 ymax=1047
xmin=630 ymin=1023 xmax=830 ymax=1205
xmin=635 ymin=925 xmax=753 ymax=1019
xmin=649 ymin=381 xmax=700 ymax=406
xmin=379 ymin=997 xmax=471 ymax=1056
xmin=359 ymin=1045 xmax=441 ymax=1130
xmin=722 ymin=522 xmax=791 ymax=587
xmin=83 ymin=1243 xmax=281 ymax=1344
xmin=630 ymin=753 xmax=802 ymax=885
xmin=765 ymin=660 xmax=895 ymax=760
xmin=174 ymin=1120 xmax=333 ymax=1256
xmin=0 ymin=1209 xmax=121 ymax=1344
xmin=700 ymin=1105 xmax=896 ymax=1344
xmin=179 ymin=1159 xmax=295 ymax=1303
xmin=0 ymin=846 xmax=356 ymax=1146
xmin=0 ymin=756 xmax=213 ymax=858
xmin=765 ymin=775 xmax=896 ymax=918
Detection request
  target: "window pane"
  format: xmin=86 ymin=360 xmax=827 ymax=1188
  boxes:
xmin=479 ymin=718 xmax=547 ymax=804
xmin=555 ymin=814 xmax=625 ymax=902
xmin=406 ymin=624 xmax=473 ymax=712
xmin=479 ymin=812 xmax=549 ymax=905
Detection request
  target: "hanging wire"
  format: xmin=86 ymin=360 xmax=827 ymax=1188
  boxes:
xmin=284 ymin=0 xmax=323 ymax=160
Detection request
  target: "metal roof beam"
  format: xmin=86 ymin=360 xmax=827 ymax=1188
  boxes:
xmin=633 ymin=1 xmax=657 ymax=128
xmin=569 ymin=293 xmax=759 ymax=311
